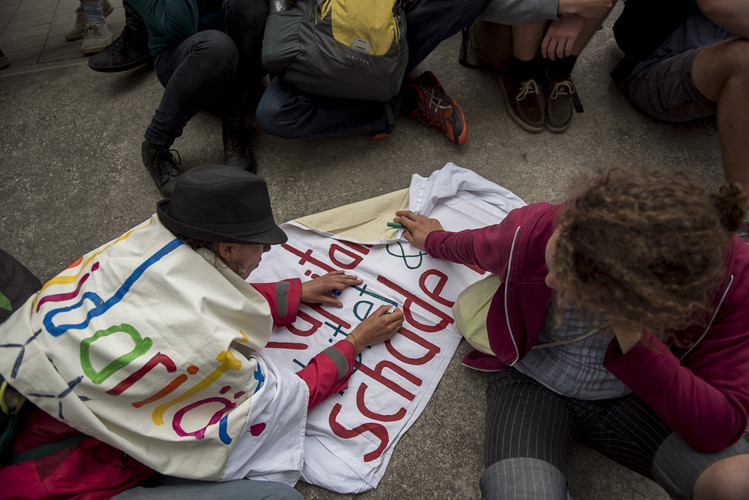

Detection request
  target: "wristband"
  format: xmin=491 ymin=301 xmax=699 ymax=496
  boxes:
xmin=348 ymin=333 xmax=360 ymax=354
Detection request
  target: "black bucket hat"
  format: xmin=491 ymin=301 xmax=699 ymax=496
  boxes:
xmin=157 ymin=165 xmax=287 ymax=245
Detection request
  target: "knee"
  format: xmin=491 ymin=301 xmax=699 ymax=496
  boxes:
xmin=256 ymin=83 xmax=311 ymax=138
xmin=697 ymin=0 xmax=737 ymax=25
xmin=715 ymin=39 xmax=749 ymax=88
xmin=693 ymin=454 xmax=749 ymax=500
xmin=255 ymin=93 xmax=289 ymax=137
xmin=193 ymin=30 xmax=238 ymax=75
xmin=729 ymin=39 xmax=749 ymax=77
xmin=481 ymin=457 xmax=569 ymax=500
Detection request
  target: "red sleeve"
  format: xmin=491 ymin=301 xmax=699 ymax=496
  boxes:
xmin=424 ymin=203 xmax=559 ymax=274
xmin=296 ymin=340 xmax=357 ymax=409
xmin=604 ymin=330 xmax=749 ymax=452
xmin=250 ymin=279 xmax=302 ymax=326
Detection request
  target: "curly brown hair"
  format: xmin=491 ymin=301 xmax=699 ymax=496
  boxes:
xmin=552 ymin=169 xmax=748 ymax=342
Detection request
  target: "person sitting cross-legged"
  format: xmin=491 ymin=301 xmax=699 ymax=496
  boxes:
xmin=395 ymin=168 xmax=749 ymax=499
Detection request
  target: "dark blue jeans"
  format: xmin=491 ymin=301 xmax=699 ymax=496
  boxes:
xmin=255 ymin=0 xmax=492 ymax=139
xmin=145 ymin=0 xmax=268 ymax=148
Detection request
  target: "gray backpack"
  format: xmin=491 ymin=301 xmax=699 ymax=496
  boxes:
xmin=262 ymin=0 xmax=408 ymax=102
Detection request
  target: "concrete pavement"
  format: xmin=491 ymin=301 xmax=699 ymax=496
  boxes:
xmin=0 ymin=1 xmax=725 ymax=498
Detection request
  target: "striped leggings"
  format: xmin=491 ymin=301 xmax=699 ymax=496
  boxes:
xmin=482 ymin=368 xmax=749 ymax=499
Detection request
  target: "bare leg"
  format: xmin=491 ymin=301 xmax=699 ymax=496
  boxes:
xmin=692 ymin=453 xmax=749 ymax=499
xmin=692 ymin=38 xmax=749 ymax=193
xmin=512 ymin=22 xmax=547 ymax=61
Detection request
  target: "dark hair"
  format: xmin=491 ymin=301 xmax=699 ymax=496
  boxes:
xmin=177 ymin=235 xmax=221 ymax=254
xmin=552 ymin=169 xmax=748 ymax=341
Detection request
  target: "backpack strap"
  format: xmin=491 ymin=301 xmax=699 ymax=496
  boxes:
xmin=10 ymin=434 xmax=89 ymax=465
xmin=0 ymin=249 xmax=88 ymax=466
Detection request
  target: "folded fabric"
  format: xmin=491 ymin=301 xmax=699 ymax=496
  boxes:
xmin=251 ymin=163 xmax=526 ymax=492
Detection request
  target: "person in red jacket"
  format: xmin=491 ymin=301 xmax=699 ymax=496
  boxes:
xmin=395 ymin=169 xmax=749 ymax=499
xmin=1 ymin=165 xmax=403 ymax=498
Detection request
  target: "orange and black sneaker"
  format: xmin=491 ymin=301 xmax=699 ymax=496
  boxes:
xmin=365 ymin=132 xmax=390 ymax=140
xmin=405 ymin=71 xmax=467 ymax=145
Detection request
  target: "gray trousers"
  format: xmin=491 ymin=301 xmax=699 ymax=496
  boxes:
xmin=482 ymin=368 xmax=749 ymax=500
xmin=113 ymin=477 xmax=303 ymax=500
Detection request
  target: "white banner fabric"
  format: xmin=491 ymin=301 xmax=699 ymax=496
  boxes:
xmin=249 ymin=163 xmax=526 ymax=492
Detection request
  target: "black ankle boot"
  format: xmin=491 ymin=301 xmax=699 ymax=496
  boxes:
xmin=141 ymin=141 xmax=181 ymax=197
xmin=222 ymin=123 xmax=257 ymax=174
xmin=88 ymin=0 xmax=151 ymax=72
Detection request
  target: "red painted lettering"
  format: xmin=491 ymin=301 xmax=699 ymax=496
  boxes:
xmin=356 ymin=360 xmax=421 ymax=401
xmin=265 ymin=342 xmax=308 ymax=350
xmin=328 ymin=243 xmax=365 ymax=270
xmin=385 ymin=326 xmax=441 ymax=365
xmin=463 ymin=263 xmax=487 ymax=275
xmin=285 ymin=310 xmax=323 ymax=337
xmin=418 ymin=269 xmax=455 ymax=308
xmin=281 ymin=244 xmax=334 ymax=273
xmin=172 ymin=397 xmax=236 ymax=439
xmin=338 ymin=241 xmax=372 ymax=255
xmin=356 ymin=383 xmax=406 ymax=422
xmin=329 ymin=403 xmax=389 ymax=462
xmin=106 ymin=352 xmax=177 ymax=396
xmin=131 ymin=364 xmax=199 ymax=408
xmin=378 ymin=276 xmax=454 ymax=333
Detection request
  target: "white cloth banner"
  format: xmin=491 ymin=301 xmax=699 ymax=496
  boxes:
xmin=250 ymin=163 xmax=526 ymax=492
xmin=0 ymin=217 xmax=310 ymax=483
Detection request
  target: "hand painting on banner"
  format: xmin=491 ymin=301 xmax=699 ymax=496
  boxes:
xmin=300 ymin=270 xmax=363 ymax=308
xmin=394 ymin=211 xmax=445 ymax=250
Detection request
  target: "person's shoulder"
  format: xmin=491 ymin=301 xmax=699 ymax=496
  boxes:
xmin=722 ymin=237 xmax=749 ymax=300
xmin=728 ymin=237 xmax=749 ymax=272
xmin=504 ymin=202 xmax=562 ymax=229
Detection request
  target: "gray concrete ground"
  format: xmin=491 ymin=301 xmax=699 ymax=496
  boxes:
xmin=0 ymin=1 xmax=726 ymax=498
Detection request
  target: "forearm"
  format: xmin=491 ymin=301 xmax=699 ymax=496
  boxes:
xmin=296 ymin=340 xmax=356 ymax=409
xmin=251 ymin=279 xmax=302 ymax=326
xmin=605 ymin=333 xmax=749 ymax=451
xmin=425 ymin=227 xmax=503 ymax=272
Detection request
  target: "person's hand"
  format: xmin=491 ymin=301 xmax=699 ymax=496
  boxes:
xmin=558 ymin=0 xmax=613 ymax=19
xmin=541 ymin=14 xmax=586 ymax=60
xmin=394 ymin=210 xmax=444 ymax=251
xmin=347 ymin=305 xmax=404 ymax=354
xmin=301 ymin=270 xmax=363 ymax=308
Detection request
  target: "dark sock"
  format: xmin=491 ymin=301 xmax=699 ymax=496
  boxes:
xmin=546 ymin=55 xmax=577 ymax=80
xmin=506 ymin=56 xmax=538 ymax=80
xmin=400 ymin=85 xmax=418 ymax=116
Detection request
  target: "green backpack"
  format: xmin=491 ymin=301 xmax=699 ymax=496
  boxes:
xmin=263 ymin=0 xmax=409 ymax=101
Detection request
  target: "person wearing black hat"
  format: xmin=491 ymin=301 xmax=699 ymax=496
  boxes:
xmin=157 ymin=164 xmax=404 ymax=401
xmin=0 ymin=165 xmax=403 ymax=498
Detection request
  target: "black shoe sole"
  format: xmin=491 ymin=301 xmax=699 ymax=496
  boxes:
xmin=89 ymin=54 xmax=151 ymax=73
xmin=545 ymin=120 xmax=571 ymax=134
